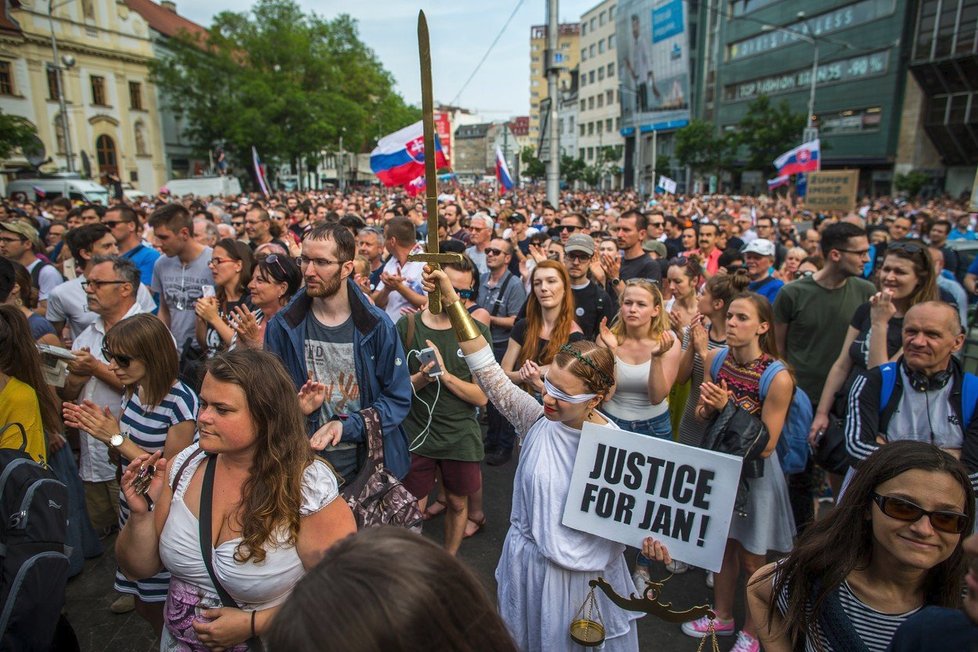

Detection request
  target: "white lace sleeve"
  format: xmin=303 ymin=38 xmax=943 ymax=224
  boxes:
xmin=468 ymin=355 xmax=544 ymax=438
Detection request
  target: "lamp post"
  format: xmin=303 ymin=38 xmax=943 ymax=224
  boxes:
xmin=762 ymin=12 xmax=819 ymax=141
xmin=48 ymin=0 xmax=77 ymax=173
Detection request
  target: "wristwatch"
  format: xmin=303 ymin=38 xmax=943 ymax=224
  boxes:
xmin=110 ymin=432 xmax=127 ymax=448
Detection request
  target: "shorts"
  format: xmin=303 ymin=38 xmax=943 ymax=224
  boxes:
xmin=403 ymin=454 xmax=482 ymax=498
xmin=83 ymin=479 xmax=120 ymax=532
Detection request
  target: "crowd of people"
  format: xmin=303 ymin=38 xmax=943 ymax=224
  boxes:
xmin=2 ymin=183 xmax=978 ymax=651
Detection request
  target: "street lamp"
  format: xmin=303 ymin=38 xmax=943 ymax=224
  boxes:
xmin=761 ymin=12 xmax=819 ymax=139
xmin=48 ymin=0 xmax=77 ymax=173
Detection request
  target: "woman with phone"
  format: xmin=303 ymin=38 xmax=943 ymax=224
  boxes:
xmin=195 ymin=238 xmax=253 ymax=357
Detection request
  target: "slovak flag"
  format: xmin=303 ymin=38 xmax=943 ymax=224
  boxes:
xmin=774 ymin=139 xmax=820 ymax=177
xmin=404 ymin=174 xmax=426 ymax=197
xmin=767 ymin=175 xmax=790 ymax=190
xmin=495 ymin=146 xmax=513 ymax=194
xmin=252 ymin=146 xmax=271 ymax=197
xmin=370 ymin=121 xmax=449 ymax=189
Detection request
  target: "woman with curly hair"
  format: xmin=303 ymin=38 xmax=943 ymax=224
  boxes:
xmin=115 ymin=348 xmax=356 ymax=651
xmin=501 ymin=260 xmax=583 ymax=394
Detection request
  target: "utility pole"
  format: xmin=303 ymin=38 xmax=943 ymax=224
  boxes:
xmin=48 ymin=0 xmax=75 ymax=173
xmin=545 ymin=0 xmax=560 ymax=207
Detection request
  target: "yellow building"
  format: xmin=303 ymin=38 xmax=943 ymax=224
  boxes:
xmin=529 ymin=23 xmax=580 ymax=148
xmin=0 ymin=0 xmax=167 ymax=193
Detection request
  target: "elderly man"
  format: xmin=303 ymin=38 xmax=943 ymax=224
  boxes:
xmin=464 ymin=212 xmax=494 ymax=276
xmin=845 ymin=301 xmax=978 ymax=489
xmin=743 ymin=238 xmax=784 ymax=303
xmin=192 ymin=218 xmax=219 ymax=248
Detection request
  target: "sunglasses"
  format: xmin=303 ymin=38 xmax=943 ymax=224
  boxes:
xmin=887 ymin=241 xmax=925 ymax=255
xmin=669 ymin=256 xmax=689 ymax=266
xmin=102 ymin=220 xmax=129 ymax=229
xmin=559 ymin=225 xmax=579 ymax=233
xmin=263 ymin=253 xmax=287 ymax=278
xmin=871 ymin=493 xmax=968 ymax=534
xmin=101 ymin=345 xmax=134 ymax=368
xmin=484 ymin=247 xmax=507 ymax=256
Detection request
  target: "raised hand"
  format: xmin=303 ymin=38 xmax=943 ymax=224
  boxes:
xmin=297 ymin=375 xmax=326 ymax=416
xmin=119 ymin=451 xmax=167 ymax=515
xmin=597 ymin=317 xmax=619 ymax=352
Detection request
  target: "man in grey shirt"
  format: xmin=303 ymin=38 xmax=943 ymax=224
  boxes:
xmin=148 ymin=204 xmax=213 ymax=348
xmin=476 ymin=238 xmax=527 ymax=465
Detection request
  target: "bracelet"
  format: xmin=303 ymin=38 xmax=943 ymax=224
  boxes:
xmin=251 ymin=610 xmax=256 ymax=638
xmin=445 ymin=299 xmax=482 ymax=342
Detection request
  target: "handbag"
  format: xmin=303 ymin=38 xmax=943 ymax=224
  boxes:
xmin=702 ymin=402 xmax=770 ymax=517
xmin=198 ymin=455 xmax=264 ymax=652
xmin=812 ymin=415 xmax=851 ymax=476
xmin=340 ymin=407 xmax=423 ymax=532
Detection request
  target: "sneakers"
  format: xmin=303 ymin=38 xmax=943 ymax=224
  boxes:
xmin=485 ymin=448 xmax=512 ymax=466
xmin=681 ymin=615 xmax=734 ymax=638
xmin=665 ymin=559 xmax=689 ymax=574
xmin=110 ymin=594 xmax=135 ymax=614
xmin=706 ymin=571 xmax=715 ymax=588
xmin=632 ymin=567 xmax=651 ymax=594
xmin=730 ymin=631 xmax=760 ymax=652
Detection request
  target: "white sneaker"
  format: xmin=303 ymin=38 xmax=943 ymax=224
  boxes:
xmin=705 ymin=571 xmax=714 ymax=588
xmin=632 ymin=567 xmax=651 ymax=593
xmin=665 ymin=559 xmax=689 ymax=574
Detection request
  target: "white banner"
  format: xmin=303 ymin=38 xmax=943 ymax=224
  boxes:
xmin=562 ymin=423 xmax=743 ymax=573
xmin=658 ymin=175 xmax=677 ymax=194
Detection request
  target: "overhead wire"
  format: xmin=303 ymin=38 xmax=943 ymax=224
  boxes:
xmin=449 ymin=0 xmax=527 ymax=107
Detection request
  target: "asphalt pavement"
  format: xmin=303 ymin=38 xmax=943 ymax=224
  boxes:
xmin=65 ymin=452 xmax=750 ymax=651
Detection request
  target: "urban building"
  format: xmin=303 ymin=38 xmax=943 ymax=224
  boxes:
xmin=578 ymin=0 xmax=624 ymax=188
xmin=454 ymin=122 xmax=492 ymax=180
xmin=0 ymin=0 xmax=168 ymax=192
xmin=529 ymin=23 xmax=580 ymax=148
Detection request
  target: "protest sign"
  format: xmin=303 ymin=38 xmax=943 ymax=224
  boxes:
xmin=804 ymin=170 xmax=859 ymax=212
xmin=658 ymin=175 xmax=678 ymax=194
xmin=562 ymin=423 xmax=743 ymax=573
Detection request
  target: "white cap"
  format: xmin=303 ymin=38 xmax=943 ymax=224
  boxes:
xmin=742 ymin=238 xmax=775 ymax=257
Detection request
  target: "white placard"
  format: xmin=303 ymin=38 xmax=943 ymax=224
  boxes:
xmin=658 ymin=175 xmax=678 ymax=194
xmin=561 ymin=423 xmax=743 ymax=573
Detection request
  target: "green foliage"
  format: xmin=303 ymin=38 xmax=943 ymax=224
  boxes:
xmin=733 ymin=95 xmax=807 ymax=174
xmin=520 ymin=146 xmax=545 ymax=181
xmin=0 ymin=110 xmax=39 ymax=160
xmin=675 ymin=119 xmax=733 ymax=176
xmin=150 ymin=0 xmax=419 ymax=172
xmin=566 ymin=147 xmax=621 ymax=188
xmin=894 ymin=171 xmax=930 ymax=197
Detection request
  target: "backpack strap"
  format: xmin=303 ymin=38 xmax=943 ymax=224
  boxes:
xmin=962 ymin=373 xmax=978 ymax=429
xmin=709 ymin=347 xmax=729 ymax=383
xmin=0 ymin=422 xmax=28 ymax=452
xmin=490 ymin=273 xmax=515 ymax=317
xmin=359 ymin=407 xmax=384 ymax=464
xmin=758 ymin=360 xmax=787 ymax=402
xmin=878 ymin=362 xmax=899 ymax=412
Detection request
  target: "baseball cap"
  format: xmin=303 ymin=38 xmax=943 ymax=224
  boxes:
xmin=507 ymin=212 xmax=527 ymax=223
xmin=564 ymin=234 xmax=595 ymax=256
xmin=642 ymin=239 xmax=667 ymax=257
xmin=742 ymin=238 xmax=775 ymax=257
xmin=0 ymin=220 xmax=42 ymax=251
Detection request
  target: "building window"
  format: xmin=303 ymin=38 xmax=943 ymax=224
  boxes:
xmin=608 ymin=36 xmax=615 ymax=50
xmin=589 ymin=44 xmax=596 ymax=57
xmin=129 ymin=81 xmax=143 ymax=110
xmin=615 ymin=117 xmax=621 ymax=130
xmin=597 ymin=94 xmax=604 ymax=108
xmin=588 ymin=96 xmax=595 ymax=109
xmin=598 ymin=67 xmax=605 ymax=81
xmin=609 ymin=5 xmax=615 ymax=19
xmin=581 ymin=75 xmax=586 ymax=87
xmin=47 ymin=67 xmax=60 ymax=100
xmin=96 ymin=134 xmax=118 ymax=174
xmin=560 ymin=42 xmax=569 ymax=49
xmin=599 ymin=40 xmax=605 ymax=54
xmin=91 ymin=75 xmax=106 ymax=106
xmin=606 ymin=118 xmax=613 ymax=131
xmin=597 ymin=120 xmax=603 ymax=134
xmin=0 ymin=61 xmax=13 ymax=95
xmin=588 ymin=122 xmax=594 ymax=135
xmin=569 ymin=116 xmax=574 ymax=131
xmin=608 ymin=62 xmax=615 ymax=77
xmin=580 ymin=100 xmax=586 ymax=112
xmin=589 ymin=70 xmax=595 ymax=84
xmin=606 ymin=89 xmax=614 ymax=104
xmin=590 ymin=17 xmax=596 ymax=30
xmin=600 ymin=11 xmax=606 ymax=26
xmin=588 ymin=147 xmax=594 ymax=160
xmin=580 ymin=124 xmax=586 ymax=136
xmin=582 ymin=22 xmax=587 ymax=36
xmin=581 ymin=48 xmax=587 ymax=61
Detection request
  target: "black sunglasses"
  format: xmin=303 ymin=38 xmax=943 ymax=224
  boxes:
xmin=101 ymin=345 xmax=134 ymax=368
xmin=484 ymin=247 xmax=507 ymax=256
xmin=887 ymin=241 xmax=925 ymax=255
xmin=263 ymin=253 xmax=287 ymax=278
xmin=871 ymin=492 xmax=968 ymax=534
xmin=559 ymin=225 xmax=579 ymax=233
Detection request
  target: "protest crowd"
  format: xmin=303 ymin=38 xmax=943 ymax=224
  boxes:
xmin=4 ymin=181 xmax=978 ymax=652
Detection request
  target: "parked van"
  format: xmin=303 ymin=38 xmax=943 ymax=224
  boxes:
xmin=7 ymin=176 xmax=109 ymax=204
xmin=163 ymin=176 xmax=242 ymax=197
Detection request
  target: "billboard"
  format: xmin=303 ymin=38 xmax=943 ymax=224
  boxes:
xmin=617 ymin=0 xmax=691 ymax=135
xmin=434 ymin=112 xmax=452 ymax=164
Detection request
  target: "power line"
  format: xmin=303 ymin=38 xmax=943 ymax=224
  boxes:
xmin=449 ymin=0 xmax=526 ymax=108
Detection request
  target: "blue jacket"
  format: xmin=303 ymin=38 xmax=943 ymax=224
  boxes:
xmin=264 ymin=279 xmax=412 ymax=479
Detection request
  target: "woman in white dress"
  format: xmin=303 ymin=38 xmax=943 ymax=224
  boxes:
xmin=423 ymin=267 xmax=642 ymax=652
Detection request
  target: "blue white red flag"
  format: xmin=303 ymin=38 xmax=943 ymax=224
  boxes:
xmin=774 ymin=139 xmax=820 ymax=177
xmin=495 ymin=146 xmax=513 ymax=194
xmin=32 ymin=185 xmax=46 ymax=198
xmin=252 ymin=146 xmax=271 ymax=198
xmin=404 ymin=174 xmax=426 ymax=197
xmin=370 ymin=121 xmax=449 ymax=189
xmin=767 ymin=175 xmax=790 ymax=190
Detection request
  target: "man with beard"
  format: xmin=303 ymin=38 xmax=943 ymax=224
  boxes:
xmin=442 ymin=202 xmax=469 ymax=246
xmin=264 ymin=223 xmax=412 ymax=482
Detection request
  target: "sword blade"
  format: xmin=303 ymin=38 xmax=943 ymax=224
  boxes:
xmin=418 ymin=11 xmax=439 ymax=257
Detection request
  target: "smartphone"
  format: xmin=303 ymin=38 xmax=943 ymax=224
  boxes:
xmin=201 ymin=285 xmax=216 ymax=298
xmin=417 ymin=347 xmax=443 ymax=377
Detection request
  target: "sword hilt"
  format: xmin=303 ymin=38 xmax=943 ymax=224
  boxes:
xmin=408 ymin=252 xmax=463 ymax=315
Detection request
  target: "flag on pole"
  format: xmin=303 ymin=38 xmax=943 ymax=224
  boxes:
xmin=32 ymin=185 xmax=46 ymax=198
xmin=370 ymin=121 xmax=449 ymax=189
xmin=773 ymin=139 xmax=820 ymax=177
xmin=767 ymin=175 xmax=790 ymax=190
xmin=404 ymin=174 xmax=426 ymax=197
xmin=252 ymin=146 xmax=270 ymax=198
xmin=495 ymin=146 xmax=514 ymax=194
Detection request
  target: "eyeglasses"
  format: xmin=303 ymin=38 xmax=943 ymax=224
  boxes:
xmin=0 ymin=236 xmax=23 ymax=244
xmin=101 ymin=345 xmax=134 ymax=368
xmin=565 ymin=252 xmax=591 ymax=262
xmin=298 ymin=255 xmax=343 ymax=268
xmin=102 ymin=220 xmax=128 ymax=229
xmin=484 ymin=247 xmax=507 ymax=256
xmin=81 ymin=279 xmax=127 ymax=290
xmin=871 ymin=493 xmax=968 ymax=534
xmin=888 ymin=241 xmax=925 ymax=255
xmin=208 ymin=257 xmax=235 ymax=267
xmin=231 ymin=221 xmax=244 ymax=227
xmin=650 ymin=222 xmax=665 ymax=228
xmin=559 ymin=225 xmax=579 ymax=233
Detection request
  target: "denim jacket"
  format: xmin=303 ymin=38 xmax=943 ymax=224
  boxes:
xmin=264 ymin=279 xmax=412 ymax=479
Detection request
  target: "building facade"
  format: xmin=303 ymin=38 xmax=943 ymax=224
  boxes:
xmin=529 ymin=23 xmax=580 ymax=148
xmin=0 ymin=0 xmax=168 ymax=192
xmin=578 ymin=0 xmax=624 ymax=188
xmin=454 ymin=122 xmax=492 ymax=180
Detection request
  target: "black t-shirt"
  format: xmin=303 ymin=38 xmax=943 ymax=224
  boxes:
xmin=888 ymin=606 xmax=978 ymax=652
xmin=507 ymin=237 xmax=532 ymax=276
xmin=848 ymin=301 xmax=903 ymax=370
xmin=510 ymin=318 xmax=585 ymax=363
xmin=620 ymin=253 xmax=662 ymax=284
xmin=571 ymin=282 xmax=618 ymax=341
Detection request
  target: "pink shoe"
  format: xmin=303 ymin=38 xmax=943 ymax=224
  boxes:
xmin=680 ymin=615 xmax=734 ymax=638
xmin=730 ymin=631 xmax=760 ymax=652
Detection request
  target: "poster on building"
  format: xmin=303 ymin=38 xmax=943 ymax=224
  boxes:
xmin=434 ymin=112 xmax=452 ymax=164
xmin=804 ymin=170 xmax=860 ymax=213
xmin=616 ymin=0 xmax=691 ymax=135
xmin=561 ymin=423 xmax=743 ymax=573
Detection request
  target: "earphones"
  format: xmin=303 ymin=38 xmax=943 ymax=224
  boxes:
xmin=405 ymin=348 xmax=441 ymax=452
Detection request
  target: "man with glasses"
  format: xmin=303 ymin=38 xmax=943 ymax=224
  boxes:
xmin=845 ymin=301 xmax=978 ymax=490
xmin=464 ymin=212 xmax=494 ymax=276
xmin=229 ymin=211 xmax=248 ymax=242
xmin=0 ymin=219 xmax=63 ymax=316
xmin=775 ymin=222 xmax=875 ymax=533
xmin=755 ymin=216 xmax=786 ymax=267
xmin=61 ymin=256 xmax=147 ymax=604
xmin=265 ymin=223 xmax=412 ymax=482
xmin=477 ymin=238 xmax=527 ymax=466
xmin=564 ymin=234 xmax=616 ymax=341
xmin=103 ymin=205 xmax=159 ymax=286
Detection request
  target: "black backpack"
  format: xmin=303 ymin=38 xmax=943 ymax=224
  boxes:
xmin=0 ymin=423 xmax=69 ymax=651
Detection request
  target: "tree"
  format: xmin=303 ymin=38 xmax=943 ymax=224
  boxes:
xmin=734 ymin=95 xmax=806 ymax=175
xmin=520 ymin=146 xmax=545 ymax=181
xmin=0 ymin=110 xmax=38 ymax=160
xmin=150 ymin=0 xmax=419 ymax=176
xmin=560 ymin=154 xmax=586 ymax=185
xmin=894 ymin=171 xmax=930 ymax=197
xmin=675 ymin=119 xmax=734 ymax=177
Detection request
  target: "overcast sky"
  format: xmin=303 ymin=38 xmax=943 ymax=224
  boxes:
xmin=179 ymin=0 xmax=600 ymax=121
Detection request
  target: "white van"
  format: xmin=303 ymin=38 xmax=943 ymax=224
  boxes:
xmin=7 ymin=177 xmax=110 ymax=204
xmin=163 ymin=176 xmax=242 ymax=198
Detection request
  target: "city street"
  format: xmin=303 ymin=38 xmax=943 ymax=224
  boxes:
xmin=65 ymin=450 xmax=747 ymax=651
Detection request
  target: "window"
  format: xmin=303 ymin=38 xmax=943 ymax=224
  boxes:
xmin=569 ymin=116 xmax=574 ymax=131
xmin=606 ymin=90 xmax=614 ymax=104
xmin=588 ymin=122 xmax=594 ymax=135
xmin=608 ymin=62 xmax=615 ymax=77
xmin=606 ymin=118 xmax=613 ymax=131
xmin=615 ymin=117 xmax=621 ymax=130
xmin=581 ymin=48 xmax=587 ymax=61
xmin=599 ymin=40 xmax=605 ymax=54
xmin=609 ymin=5 xmax=615 ymax=19
xmin=597 ymin=94 xmax=604 ymax=108
xmin=600 ymin=11 xmax=606 ymax=26
xmin=581 ymin=75 xmax=586 ymax=87
xmin=588 ymin=147 xmax=594 ymax=160
xmin=532 ymin=78 xmax=540 ymax=87
xmin=597 ymin=120 xmax=603 ymax=134
xmin=580 ymin=100 xmax=586 ymax=112
xmin=561 ymin=42 xmax=569 ymax=49
xmin=589 ymin=70 xmax=595 ymax=84
xmin=129 ymin=81 xmax=143 ymax=110
xmin=91 ymin=75 xmax=106 ymax=105
xmin=588 ymin=96 xmax=595 ymax=110
xmin=608 ymin=36 xmax=615 ymax=50
xmin=590 ymin=17 xmax=596 ymax=30
xmin=580 ymin=124 xmax=586 ymax=136
xmin=582 ymin=22 xmax=587 ymax=36
xmin=598 ymin=67 xmax=605 ymax=81
xmin=589 ymin=44 xmax=596 ymax=57
xmin=0 ymin=61 xmax=13 ymax=95
xmin=47 ymin=67 xmax=60 ymax=100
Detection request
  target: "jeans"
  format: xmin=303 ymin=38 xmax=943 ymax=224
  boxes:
xmin=485 ymin=341 xmax=517 ymax=453
xmin=607 ymin=411 xmax=672 ymax=439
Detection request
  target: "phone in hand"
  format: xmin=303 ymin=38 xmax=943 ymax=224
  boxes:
xmin=417 ymin=347 xmax=443 ymax=377
xmin=201 ymin=285 xmax=216 ymax=298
